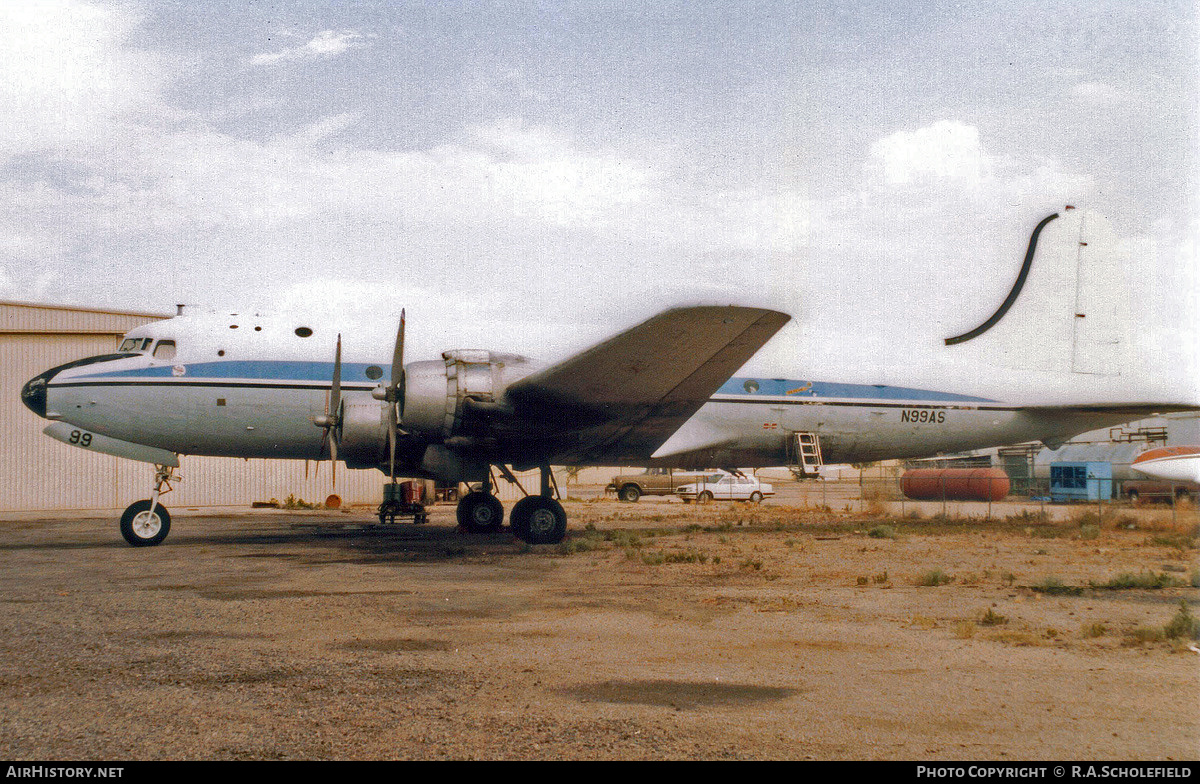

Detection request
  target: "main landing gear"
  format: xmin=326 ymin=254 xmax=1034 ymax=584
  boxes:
xmin=454 ymin=465 xmax=567 ymax=545
xmin=119 ymin=463 xmax=177 ymax=547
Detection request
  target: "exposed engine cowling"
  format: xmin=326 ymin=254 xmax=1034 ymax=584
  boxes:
xmin=403 ymin=350 xmax=533 ymax=440
xmin=337 ymin=350 xmax=533 ymax=476
xmin=338 ymin=395 xmax=389 ymax=470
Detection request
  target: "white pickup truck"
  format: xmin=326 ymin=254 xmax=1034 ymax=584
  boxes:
xmin=675 ymin=472 xmax=774 ymax=504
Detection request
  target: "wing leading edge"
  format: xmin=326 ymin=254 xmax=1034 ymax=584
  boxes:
xmin=502 ymin=305 xmax=790 ymax=465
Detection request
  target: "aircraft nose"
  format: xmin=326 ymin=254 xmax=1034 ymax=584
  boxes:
xmin=20 ymin=369 xmax=54 ymax=418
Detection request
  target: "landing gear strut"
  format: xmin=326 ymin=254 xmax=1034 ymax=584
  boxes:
xmin=120 ymin=463 xmax=177 ymax=547
xmin=508 ymin=465 xmax=566 ymax=545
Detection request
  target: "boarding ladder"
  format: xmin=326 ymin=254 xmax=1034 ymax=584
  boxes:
xmin=787 ymin=431 xmax=824 ymax=479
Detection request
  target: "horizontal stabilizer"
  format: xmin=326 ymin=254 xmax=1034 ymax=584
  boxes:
xmin=1022 ymin=402 xmax=1200 ymax=417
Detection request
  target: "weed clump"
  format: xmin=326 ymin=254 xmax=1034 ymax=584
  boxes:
xmin=1090 ymin=571 xmax=1184 ymax=590
xmin=916 ymin=568 xmax=953 ymax=587
xmin=1030 ymin=576 xmax=1083 ymax=596
xmin=868 ymin=525 xmax=898 ymax=539
xmin=979 ymin=608 xmax=1008 ymax=626
xmin=1164 ymin=600 xmax=1199 ymax=640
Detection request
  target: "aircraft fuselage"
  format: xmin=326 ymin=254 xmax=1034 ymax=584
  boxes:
xmin=29 ymin=352 xmax=1121 ymax=470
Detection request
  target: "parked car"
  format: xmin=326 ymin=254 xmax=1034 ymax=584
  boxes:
xmin=675 ymin=472 xmax=774 ymax=504
xmin=1123 ymin=478 xmax=1199 ymax=504
xmin=606 ymin=468 xmax=707 ymax=502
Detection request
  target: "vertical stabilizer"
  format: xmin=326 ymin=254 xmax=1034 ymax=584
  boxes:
xmin=945 ymin=208 xmax=1129 ymax=377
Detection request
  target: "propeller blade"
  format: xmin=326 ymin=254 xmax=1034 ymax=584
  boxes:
xmin=313 ymin=333 xmax=344 ymax=483
xmin=387 ymin=408 xmax=397 ymax=482
xmin=391 ymin=311 xmax=405 ymax=419
xmin=385 ymin=312 xmax=404 ymax=484
xmin=330 ymin=333 xmax=343 ymax=424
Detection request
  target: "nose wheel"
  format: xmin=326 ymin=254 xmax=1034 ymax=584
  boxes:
xmin=119 ymin=463 xmax=178 ymax=547
xmin=120 ymin=500 xmax=171 ymax=546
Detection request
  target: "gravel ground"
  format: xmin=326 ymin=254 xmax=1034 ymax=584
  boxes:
xmin=0 ymin=493 xmax=1196 ymax=760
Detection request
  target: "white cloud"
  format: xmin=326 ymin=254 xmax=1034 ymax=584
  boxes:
xmin=0 ymin=0 xmax=161 ymax=159
xmin=283 ymin=113 xmax=361 ymax=146
xmin=250 ymin=30 xmax=367 ymax=66
xmin=867 ymin=120 xmax=988 ymax=187
xmin=1071 ymin=81 xmax=1126 ymax=105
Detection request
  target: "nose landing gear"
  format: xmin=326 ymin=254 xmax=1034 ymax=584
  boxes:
xmin=119 ymin=463 xmax=177 ymax=546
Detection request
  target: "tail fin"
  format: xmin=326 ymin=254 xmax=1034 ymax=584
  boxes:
xmin=945 ymin=207 xmax=1129 ymax=376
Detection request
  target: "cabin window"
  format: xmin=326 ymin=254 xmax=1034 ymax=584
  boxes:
xmin=295 ymin=327 xmax=313 ymax=338
xmin=153 ymin=340 xmax=176 ymax=360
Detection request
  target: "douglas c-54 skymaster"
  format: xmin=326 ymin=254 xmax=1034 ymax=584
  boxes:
xmin=19 ymin=209 xmax=1198 ymax=546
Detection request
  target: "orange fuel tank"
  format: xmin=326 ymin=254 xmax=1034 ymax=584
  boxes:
xmin=900 ymin=468 xmax=1010 ymax=502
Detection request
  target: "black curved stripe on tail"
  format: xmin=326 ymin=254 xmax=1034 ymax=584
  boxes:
xmin=945 ymin=212 xmax=1059 ymax=346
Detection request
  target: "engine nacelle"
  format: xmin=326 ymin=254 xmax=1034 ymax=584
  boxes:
xmin=338 ymin=394 xmax=389 ymax=470
xmin=403 ymin=350 xmax=533 ymax=439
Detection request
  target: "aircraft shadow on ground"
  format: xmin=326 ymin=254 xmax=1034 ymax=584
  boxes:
xmin=196 ymin=520 xmax=530 ymax=566
xmin=0 ymin=519 xmax=528 ymax=566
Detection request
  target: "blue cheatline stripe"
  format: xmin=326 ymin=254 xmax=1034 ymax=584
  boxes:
xmin=75 ymin=360 xmax=393 ymax=382
xmin=73 ymin=360 xmax=998 ymax=404
xmin=716 ymin=377 xmax=997 ymax=403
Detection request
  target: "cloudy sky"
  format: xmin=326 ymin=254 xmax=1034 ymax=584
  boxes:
xmin=0 ymin=1 xmax=1195 ymax=401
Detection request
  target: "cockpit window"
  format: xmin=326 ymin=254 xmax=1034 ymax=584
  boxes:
xmin=153 ymin=340 xmax=176 ymax=360
xmin=119 ymin=338 xmax=155 ymax=353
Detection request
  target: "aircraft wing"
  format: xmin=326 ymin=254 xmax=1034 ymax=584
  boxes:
xmin=501 ymin=305 xmax=790 ymax=464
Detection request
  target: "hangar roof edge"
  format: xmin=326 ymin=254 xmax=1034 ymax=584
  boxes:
xmin=0 ymin=300 xmax=171 ymax=335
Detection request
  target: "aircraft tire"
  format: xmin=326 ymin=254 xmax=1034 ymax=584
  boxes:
xmin=619 ymin=484 xmax=641 ymax=503
xmin=457 ymin=492 xmax=504 ymax=534
xmin=509 ymin=496 xmax=567 ymax=545
xmin=120 ymin=500 xmax=171 ymax=547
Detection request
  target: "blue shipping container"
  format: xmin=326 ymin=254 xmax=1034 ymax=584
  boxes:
xmin=1049 ymin=461 xmax=1114 ymax=502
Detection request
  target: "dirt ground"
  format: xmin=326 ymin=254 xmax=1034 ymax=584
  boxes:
xmin=0 ymin=486 xmax=1197 ymax=760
